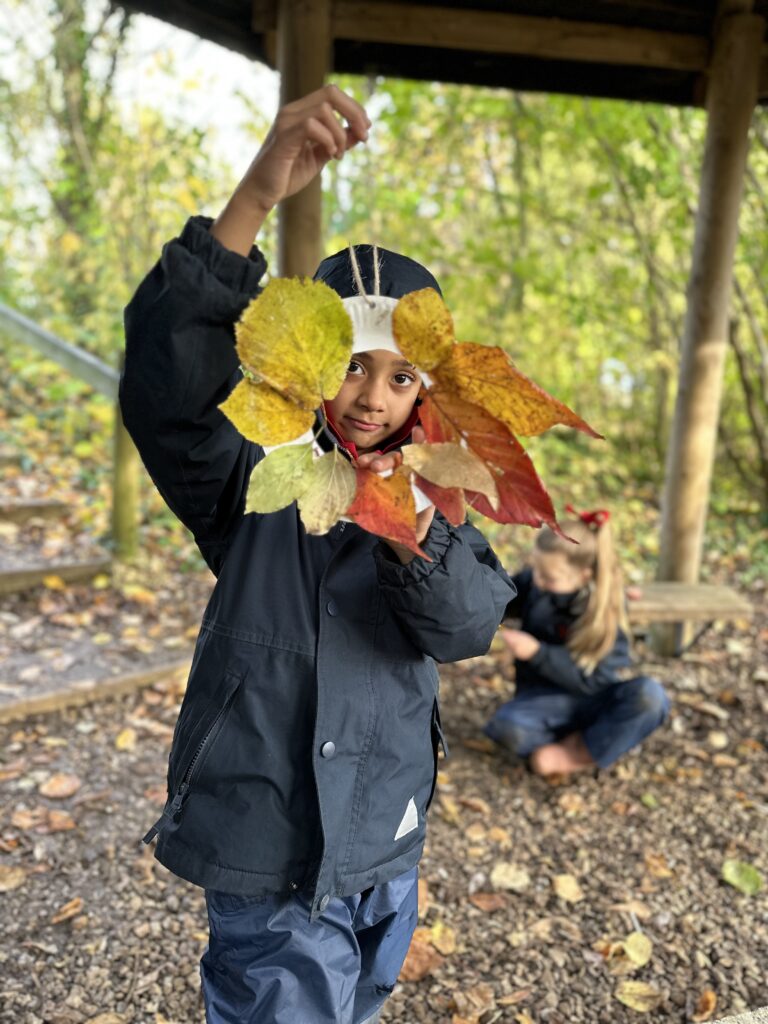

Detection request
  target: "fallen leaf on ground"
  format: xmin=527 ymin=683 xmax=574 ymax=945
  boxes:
xmin=115 ymin=728 xmax=137 ymax=751
xmin=450 ymin=982 xmax=495 ymax=1017
xmin=39 ymin=773 xmax=82 ymax=799
xmin=722 ymin=858 xmax=763 ymax=895
xmin=614 ymin=980 xmax=662 ymax=1011
xmin=430 ymin=919 xmax=457 ymax=955
xmin=692 ymin=989 xmax=717 ymax=1022
xmin=400 ymin=930 xmax=444 ymax=981
xmin=468 ymin=892 xmax=507 ymax=912
xmin=644 ymin=851 xmax=674 ymax=878
xmin=51 ymin=896 xmax=84 ymax=924
xmin=553 ymin=873 xmax=584 ymax=902
xmin=490 ymin=862 xmax=530 ymax=892
xmin=0 ymin=864 xmax=27 ymax=892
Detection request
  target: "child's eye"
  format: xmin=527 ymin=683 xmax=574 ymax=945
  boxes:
xmin=393 ymin=372 xmax=416 ymax=386
xmin=347 ymin=360 xmax=364 ymax=375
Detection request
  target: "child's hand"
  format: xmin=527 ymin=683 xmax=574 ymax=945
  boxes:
xmin=501 ymin=628 xmax=540 ymax=661
xmin=357 ymin=427 xmax=436 ymax=563
xmin=238 ymin=85 xmax=369 ymax=214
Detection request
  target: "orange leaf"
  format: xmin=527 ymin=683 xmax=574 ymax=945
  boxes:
xmin=346 ymin=469 xmax=428 ymax=560
xmin=400 ymin=930 xmax=444 ymax=981
xmin=420 ymin=390 xmax=558 ymax=529
xmin=39 ymin=773 xmax=82 ymax=799
xmin=692 ymin=989 xmax=717 ymax=1022
xmin=468 ymin=892 xmax=507 ymax=912
xmin=434 ymin=343 xmax=600 ymax=438
xmin=413 ymin=474 xmax=466 ymax=526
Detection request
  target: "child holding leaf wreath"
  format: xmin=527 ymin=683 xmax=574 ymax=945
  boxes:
xmin=120 ymin=84 xmax=522 ymax=1024
xmin=484 ymin=508 xmax=670 ymax=776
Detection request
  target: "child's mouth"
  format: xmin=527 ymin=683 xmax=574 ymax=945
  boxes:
xmin=345 ymin=416 xmax=385 ymax=433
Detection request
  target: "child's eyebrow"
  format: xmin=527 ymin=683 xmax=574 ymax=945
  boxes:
xmin=353 ymin=352 xmax=417 ymax=370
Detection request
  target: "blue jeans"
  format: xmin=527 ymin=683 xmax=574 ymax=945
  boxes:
xmin=200 ymin=867 xmax=418 ymax=1024
xmin=484 ymin=676 xmax=670 ymax=768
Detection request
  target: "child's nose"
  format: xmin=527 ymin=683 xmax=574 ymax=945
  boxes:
xmin=358 ymin=379 xmax=387 ymax=411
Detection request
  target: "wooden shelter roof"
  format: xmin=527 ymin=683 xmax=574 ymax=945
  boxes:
xmin=118 ymin=0 xmax=768 ymax=106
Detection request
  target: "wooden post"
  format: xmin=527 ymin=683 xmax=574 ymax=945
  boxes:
xmin=276 ymin=0 xmax=331 ymax=277
xmin=654 ymin=3 xmax=764 ymax=654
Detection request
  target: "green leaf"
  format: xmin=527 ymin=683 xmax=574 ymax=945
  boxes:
xmin=722 ymin=858 xmax=763 ymax=896
xmin=245 ymin=443 xmax=314 ymax=515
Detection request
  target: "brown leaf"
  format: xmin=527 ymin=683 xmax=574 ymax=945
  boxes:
xmin=498 ymin=989 xmax=533 ymax=1006
xmin=51 ymin=897 xmax=84 ymax=924
xmin=39 ymin=773 xmax=82 ymax=799
xmin=450 ymin=982 xmax=496 ymax=1016
xmin=643 ymin=851 xmax=674 ymax=878
xmin=458 ymin=796 xmax=492 ymax=816
xmin=400 ymin=930 xmax=444 ymax=981
xmin=468 ymin=892 xmax=508 ymax=912
xmin=438 ymin=794 xmax=462 ymax=826
xmin=692 ymin=989 xmax=717 ymax=1022
xmin=0 ymin=864 xmax=27 ymax=892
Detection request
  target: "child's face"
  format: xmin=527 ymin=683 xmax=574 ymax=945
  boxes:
xmin=327 ymin=349 xmax=422 ymax=453
xmin=531 ymin=549 xmax=592 ymax=594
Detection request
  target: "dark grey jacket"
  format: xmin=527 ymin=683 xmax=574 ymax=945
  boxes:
xmin=120 ymin=217 xmax=515 ymax=918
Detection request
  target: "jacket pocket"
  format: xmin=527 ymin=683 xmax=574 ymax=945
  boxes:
xmin=142 ymin=669 xmax=243 ymax=844
xmin=426 ymin=699 xmax=449 ymax=811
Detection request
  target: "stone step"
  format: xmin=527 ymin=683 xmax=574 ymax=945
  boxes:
xmin=0 ymin=498 xmax=69 ymax=523
xmin=0 ymin=555 xmax=111 ymax=596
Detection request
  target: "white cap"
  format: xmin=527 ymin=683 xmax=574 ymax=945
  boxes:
xmin=341 ymin=295 xmax=401 ymax=355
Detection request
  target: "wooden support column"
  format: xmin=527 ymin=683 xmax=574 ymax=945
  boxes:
xmin=655 ymin=2 xmax=763 ymax=654
xmin=276 ymin=0 xmax=331 ymax=277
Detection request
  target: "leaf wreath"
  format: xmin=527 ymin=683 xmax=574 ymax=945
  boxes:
xmin=221 ymin=279 xmax=600 ymax=555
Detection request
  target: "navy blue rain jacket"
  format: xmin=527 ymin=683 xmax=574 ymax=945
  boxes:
xmin=507 ymin=568 xmax=633 ymax=696
xmin=119 ymin=217 xmax=515 ymax=917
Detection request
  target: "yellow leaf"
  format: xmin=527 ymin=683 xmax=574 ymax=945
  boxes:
xmin=235 ymin=277 xmax=352 ymax=406
xmin=438 ymin=794 xmax=462 ymax=826
xmin=515 ymin=1012 xmax=536 ymax=1024
xmin=392 ymin=287 xmax=455 ymax=371
xmin=624 ymin=931 xmax=653 ymax=967
xmin=430 ymin=919 xmax=457 ymax=955
xmin=435 ymin=342 xmax=599 ymax=438
xmin=490 ymin=862 xmax=530 ymax=892
xmin=246 ymin=443 xmax=315 ymax=515
xmin=298 ymin=449 xmax=356 ymax=535
xmin=43 ymin=575 xmax=67 ymax=591
xmin=92 ymin=632 xmax=113 ymax=645
xmin=220 ymin=377 xmax=314 ymax=446
xmin=402 ymin=443 xmax=498 ymax=506
xmin=92 ymin=574 xmax=111 ymax=590
xmin=553 ymin=874 xmax=584 ymax=902
xmin=614 ymin=980 xmax=662 ymax=1012
xmin=115 ymin=728 xmax=138 ymax=751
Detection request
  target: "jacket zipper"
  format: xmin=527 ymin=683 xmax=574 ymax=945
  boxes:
xmin=142 ymin=684 xmax=240 ymax=845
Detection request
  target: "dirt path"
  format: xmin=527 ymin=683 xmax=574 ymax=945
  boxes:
xmin=0 ymin=611 xmax=766 ymax=1024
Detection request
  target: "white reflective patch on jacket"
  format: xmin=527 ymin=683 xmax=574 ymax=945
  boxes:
xmin=394 ymin=797 xmax=418 ymax=840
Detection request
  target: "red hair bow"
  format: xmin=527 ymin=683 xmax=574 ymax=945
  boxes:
xmin=565 ymin=504 xmax=610 ymax=529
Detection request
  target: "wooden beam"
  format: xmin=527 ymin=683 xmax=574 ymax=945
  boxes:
xmin=253 ymin=2 xmax=711 ymax=72
xmin=656 ymin=6 xmax=764 ymax=652
xmin=276 ymin=0 xmax=331 ymax=277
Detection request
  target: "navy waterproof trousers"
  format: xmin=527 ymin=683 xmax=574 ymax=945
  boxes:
xmin=200 ymin=867 xmax=418 ymax=1024
xmin=484 ymin=676 xmax=670 ymax=768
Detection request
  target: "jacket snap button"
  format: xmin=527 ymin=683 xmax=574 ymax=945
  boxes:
xmin=320 ymin=741 xmax=336 ymax=759
xmin=288 ymin=881 xmax=299 ymax=892
xmin=318 ymin=894 xmax=330 ymax=912
xmin=326 ymin=600 xmax=338 ymax=616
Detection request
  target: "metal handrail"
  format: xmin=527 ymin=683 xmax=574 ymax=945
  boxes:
xmin=0 ymin=302 xmax=119 ymax=398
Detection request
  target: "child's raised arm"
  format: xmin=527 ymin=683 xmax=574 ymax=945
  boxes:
xmin=211 ymin=85 xmax=370 ymax=257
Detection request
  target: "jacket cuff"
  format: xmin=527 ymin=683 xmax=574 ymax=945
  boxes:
xmin=373 ymin=515 xmax=453 ymax=587
xmin=178 ymin=216 xmax=268 ymax=297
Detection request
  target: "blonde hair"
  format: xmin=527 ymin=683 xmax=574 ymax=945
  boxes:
xmin=535 ymin=516 xmax=628 ymax=672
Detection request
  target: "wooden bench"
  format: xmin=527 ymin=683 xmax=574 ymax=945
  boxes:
xmin=626 ymin=582 xmax=753 ymax=655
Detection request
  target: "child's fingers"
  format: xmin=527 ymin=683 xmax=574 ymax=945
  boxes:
xmin=322 ymin=83 xmax=371 ymax=141
xmin=299 ymin=117 xmax=338 ymax=161
xmin=313 ymin=101 xmax=349 ymax=158
xmin=411 ymin=425 xmax=426 ymax=444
